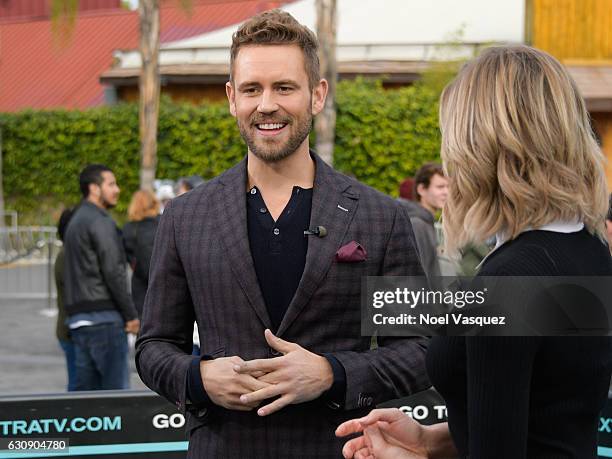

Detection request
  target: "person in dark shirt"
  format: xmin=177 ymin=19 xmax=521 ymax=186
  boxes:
xmin=55 ymin=207 xmax=76 ymax=391
xmin=123 ymin=190 xmax=160 ymax=318
xmin=337 ymin=45 xmax=612 ymax=458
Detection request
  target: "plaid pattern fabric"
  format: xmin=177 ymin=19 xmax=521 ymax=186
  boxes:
xmin=136 ymin=154 xmax=430 ymax=458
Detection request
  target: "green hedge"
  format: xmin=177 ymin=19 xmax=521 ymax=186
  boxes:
xmin=0 ymin=78 xmax=441 ymax=225
xmin=334 ymin=78 xmax=441 ymax=195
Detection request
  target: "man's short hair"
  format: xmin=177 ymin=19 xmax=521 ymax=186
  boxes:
xmin=414 ymin=163 xmax=444 ymax=202
xmin=230 ymin=9 xmax=320 ymax=90
xmin=79 ymin=164 xmax=113 ymax=198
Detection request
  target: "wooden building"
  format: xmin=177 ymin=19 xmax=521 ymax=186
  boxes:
xmin=528 ymin=0 xmax=612 ymax=188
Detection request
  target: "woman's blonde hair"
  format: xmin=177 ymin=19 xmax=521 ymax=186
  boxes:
xmin=439 ymin=45 xmax=607 ymax=254
xmin=127 ymin=189 xmax=160 ymax=222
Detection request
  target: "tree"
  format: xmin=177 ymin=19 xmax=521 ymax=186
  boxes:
xmin=52 ymin=0 xmax=191 ymax=191
xmin=315 ymin=0 xmax=337 ymax=166
xmin=138 ymin=0 xmax=160 ymax=192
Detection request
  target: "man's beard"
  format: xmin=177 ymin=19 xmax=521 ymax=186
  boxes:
xmin=238 ymin=112 xmax=313 ymax=163
xmin=101 ymin=195 xmax=117 ymax=209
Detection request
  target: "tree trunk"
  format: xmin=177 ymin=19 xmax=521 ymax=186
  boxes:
xmin=315 ymin=0 xmax=337 ymax=167
xmin=138 ymin=0 xmax=161 ymax=191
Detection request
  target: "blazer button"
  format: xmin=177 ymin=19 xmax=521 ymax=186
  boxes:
xmin=269 ymin=347 xmax=282 ymax=357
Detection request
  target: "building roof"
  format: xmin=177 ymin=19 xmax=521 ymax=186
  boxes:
xmin=0 ymin=0 xmax=292 ymax=112
xmin=0 ymin=0 xmax=121 ymax=23
xmin=101 ymin=60 xmax=430 ymax=86
xmin=103 ymin=0 xmax=523 ymax=85
xmin=567 ymin=66 xmax=612 ymax=111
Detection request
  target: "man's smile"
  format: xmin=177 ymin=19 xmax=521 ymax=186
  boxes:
xmin=255 ymin=122 xmax=288 ymax=137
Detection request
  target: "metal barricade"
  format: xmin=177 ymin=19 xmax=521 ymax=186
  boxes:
xmin=0 ymin=226 xmax=59 ymax=308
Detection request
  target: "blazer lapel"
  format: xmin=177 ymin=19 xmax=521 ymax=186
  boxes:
xmin=217 ymin=158 xmax=272 ymax=330
xmin=277 ymin=154 xmax=359 ymax=336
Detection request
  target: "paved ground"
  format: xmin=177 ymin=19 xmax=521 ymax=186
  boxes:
xmin=0 ymin=266 xmax=147 ymax=395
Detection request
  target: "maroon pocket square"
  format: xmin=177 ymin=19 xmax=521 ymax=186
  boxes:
xmin=335 ymin=241 xmax=367 ymax=263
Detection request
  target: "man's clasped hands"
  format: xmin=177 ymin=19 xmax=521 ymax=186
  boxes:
xmin=199 ymin=328 xmax=437 ymax=459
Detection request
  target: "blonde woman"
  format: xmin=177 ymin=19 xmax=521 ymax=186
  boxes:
xmin=337 ymin=45 xmax=612 ymax=458
xmin=123 ymin=190 xmax=160 ymax=318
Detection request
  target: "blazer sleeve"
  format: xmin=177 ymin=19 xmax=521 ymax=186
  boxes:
xmin=329 ymin=205 xmax=431 ymax=410
xmin=135 ymin=199 xmax=196 ymax=414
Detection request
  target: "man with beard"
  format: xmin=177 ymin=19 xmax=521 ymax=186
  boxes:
xmin=136 ymin=10 xmax=429 ymax=458
xmin=64 ymin=164 xmax=139 ymax=390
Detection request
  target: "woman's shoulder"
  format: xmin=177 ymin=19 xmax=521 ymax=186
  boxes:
xmin=479 ymin=229 xmax=612 ymax=276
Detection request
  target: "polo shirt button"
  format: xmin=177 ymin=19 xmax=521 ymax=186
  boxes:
xmin=259 ymin=207 xmax=267 ymax=213
xmin=273 ymin=228 xmax=280 ymax=235
xmin=250 ymin=188 xmax=257 ymax=195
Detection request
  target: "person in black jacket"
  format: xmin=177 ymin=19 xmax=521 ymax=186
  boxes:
xmin=123 ymin=190 xmax=160 ymax=318
xmin=55 ymin=208 xmax=76 ymax=391
xmin=337 ymin=45 xmax=612 ymax=459
xmin=64 ymin=164 xmax=140 ymax=390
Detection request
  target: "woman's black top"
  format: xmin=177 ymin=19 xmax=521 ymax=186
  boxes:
xmin=427 ymin=229 xmax=612 ymax=458
xmin=123 ymin=216 xmax=160 ymax=317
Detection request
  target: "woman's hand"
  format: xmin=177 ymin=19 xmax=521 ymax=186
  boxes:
xmin=335 ymin=408 xmax=429 ymax=459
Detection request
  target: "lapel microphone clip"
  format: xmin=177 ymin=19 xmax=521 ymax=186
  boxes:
xmin=304 ymin=226 xmax=327 ymax=238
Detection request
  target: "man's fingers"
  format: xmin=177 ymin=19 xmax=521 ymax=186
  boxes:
xmin=234 ymin=357 xmax=283 ymax=374
xmin=239 ymin=374 xmax=271 ymax=392
xmin=336 ymin=419 xmax=365 ymax=437
xmin=256 ymin=393 xmax=294 ymax=416
xmin=264 ymin=328 xmax=295 ymax=354
xmin=255 ymin=370 xmax=281 ymax=384
xmin=240 ymin=384 xmax=284 ymax=405
xmin=341 ymin=436 xmax=368 ymax=458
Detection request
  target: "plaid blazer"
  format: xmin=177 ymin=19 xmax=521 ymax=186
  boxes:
xmin=136 ymin=153 xmax=430 ymax=458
